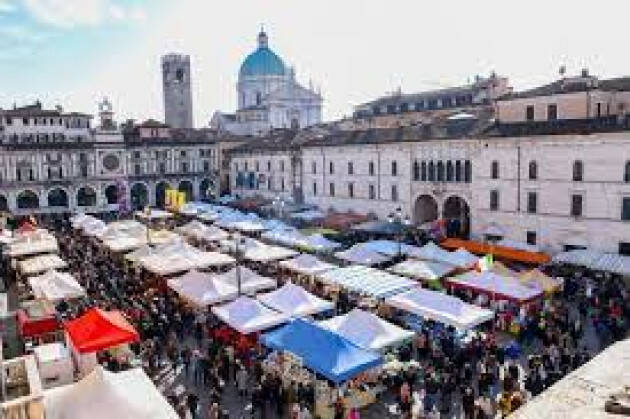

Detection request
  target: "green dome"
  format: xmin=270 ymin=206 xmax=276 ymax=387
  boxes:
xmin=239 ymin=31 xmax=286 ymax=78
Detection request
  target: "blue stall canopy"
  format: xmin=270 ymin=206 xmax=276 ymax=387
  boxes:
xmin=261 ymin=319 xmax=383 ymax=384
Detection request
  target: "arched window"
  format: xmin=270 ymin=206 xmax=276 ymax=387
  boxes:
xmin=437 ymin=161 xmax=445 ymax=181
xmin=455 ymin=161 xmax=462 ymax=182
xmin=491 ymin=160 xmax=499 ymax=179
xmin=428 ymin=161 xmax=435 ymax=181
xmin=421 ymin=161 xmax=427 ymax=181
xmin=529 ymin=161 xmax=538 ymax=180
xmin=412 ymin=161 xmax=420 ymax=181
xmin=625 ymin=161 xmax=630 ymax=183
xmin=446 ymin=161 xmax=454 ymax=181
xmin=573 ymin=160 xmax=583 ymax=181
xmin=464 ymin=160 xmax=472 ymax=183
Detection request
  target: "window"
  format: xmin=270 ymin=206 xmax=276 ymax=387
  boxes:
xmin=527 ymin=192 xmax=537 ymax=213
xmin=348 ymin=162 xmax=354 ymax=175
xmin=490 ymin=190 xmax=499 ymax=211
xmin=573 ymin=160 xmax=583 ymax=181
xmin=180 ymin=150 xmax=187 ymax=157
xmin=491 ymin=161 xmax=499 ymax=179
xmin=181 ymin=162 xmax=188 ymax=173
xmin=312 ymin=161 xmax=316 ymax=174
xmin=244 ymin=161 xmax=248 ymax=171
xmin=571 ymin=194 xmax=583 ymax=217
xmin=267 ymin=161 xmax=271 ymax=171
xmin=526 ymin=105 xmax=535 ymax=121
xmin=255 ymin=161 xmax=259 ymax=171
xmin=267 ymin=177 xmax=272 ymax=190
xmin=369 ymin=184 xmax=376 ymax=200
xmin=529 ymin=161 xmax=538 ymax=180
xmin=464 ymin=160 xmax=472 ymax=183
xmin=415 ymin=101 xmax=425 ymax=111
xmin=387 ymin=104 xmax=396 ymax=114
xmin=624 ymin=161 xmax=630 ymax=182
xmin=455 ymin=161 xmax=462 ymax=182
xmin=329 ymin=182 xmax=335 ymax=196
xmin=234 ymin=163 xmax=238 ymax=171
xmin=622 ymin=197 xmax=630 ymax=221
xmin=446 ymin=161 xmax=454 ymax=181
xmin=619 ymin=242 xmax=630 ymax=256
xmin=526 ymin=231 xmax=537 ymax=246
xmin=428 ymin=161 xmax=435 ymax=181
xmin=400 ymin=103 xmax=409 ymax=112
xmin=547 ymin=104 xmax=558 ymax=120
xmin=203 ymin=161 xmax=210 ymax=172
xmin=348 ymin=182 xmax=354 ymax=198
xmin=596 ymin=103 xmax=602 ymax=118
xmin=280 ymin=161 xmax=285 ymax=172
xmin=368 ymin=161 xmax=375 ymax=176
xmin=281 ymin=178 xmax=285 ymax=191
xmin=391 ymin=161 xmax=397 ymax=176
xmin=329 ymin=161 xmax=334 ymax=174
xmin=312 ymin=182 xmax=317 ymax=196
xmin=133 ymin=151 xmax=141 ymax=159
xmin=413 ymin=161 xmax=420 ymax=181
xmin=421 ymin=161 xmax=427 ymax=181
xmin=23 ymin=117 xmax=29 ymax=125
xmin=134 ymin=164 xmax=141 ymax=176
xmin=437 ymin=161 xmax=444 ymax=181
xmin=391 ymin=185 xmax=398 ymax=202
xmin=159 ymin=163 xmax=166 ymax=174
xmin=5 ymin=117 xmax=12 ymax=125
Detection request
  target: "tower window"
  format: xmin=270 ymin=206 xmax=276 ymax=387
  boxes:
xmin=175 ymin=68 xmax=184 ymax=82
xmin=573 ymin=160 xmax=583 ymax=181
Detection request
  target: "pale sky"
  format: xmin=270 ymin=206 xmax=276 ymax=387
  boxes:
xmin=1 ymin=0 xmax=629 ymax=127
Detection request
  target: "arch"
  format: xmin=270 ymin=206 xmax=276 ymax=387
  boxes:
xmin=529 ymin=160 xmax=538 ymax=180
xmin=17 ymin=190 xmax=39 ymax=209
xmin=413 ymin=194 xmax=439 ymax=225
xmin=47 ymin=188 xmax=68 ymax=208
xmin=443 ymin=195 xmax=470 ymax=239
xmin=155 ymin=181 xmax=170 ymax=208
xmin=130 ymin=182 xmax=148 ymax=210
xmin=104 ymin=184 xmax=118 ymax=205
xmin=178 ymin=180 xmax=194 ymax=202
xmin=199 ymin=178 xmax=214 ymax=201
xmin=0 ymin=194 xmax=8 ymax=211
xmin=76 ymin=186 xmax=97 ymax=207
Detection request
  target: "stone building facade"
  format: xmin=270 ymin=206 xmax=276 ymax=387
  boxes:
xmin=162 ymin=54 xmax=194 ymax=129
xmin=228 ymin=73 xmax=630 ymax=255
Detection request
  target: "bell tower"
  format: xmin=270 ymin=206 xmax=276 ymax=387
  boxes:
xmin=161 ymin=53 xmax=194 ymax=128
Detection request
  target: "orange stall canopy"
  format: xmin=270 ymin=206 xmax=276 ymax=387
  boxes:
xmin=441 ymin=238 xmax=550 ymax=265
xmin=65 ymin=308 xmax=139 ymax=353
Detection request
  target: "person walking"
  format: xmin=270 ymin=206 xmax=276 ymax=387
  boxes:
xmin=186 ymin=391 xmax=199 ymax=419
xmin=236 ymin=365 xmax=249 ymax=397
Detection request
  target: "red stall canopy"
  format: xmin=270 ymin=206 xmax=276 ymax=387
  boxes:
xmin=65 ymin=308 xmax=139 ymax=353
xmin=17 ymin=303 xmax=59 ymax=338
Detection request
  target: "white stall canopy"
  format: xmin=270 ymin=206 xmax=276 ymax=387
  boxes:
xmin=213 ymin=266 xmax=277 ymax=294
xmin=211 ymin=296 xmax=288 ymax=334
xmin=318 ymin=265 xmax=416 ymax=298
xmin=28 ymin=270 xmax=85 ymax=301
xmin=167 ymin=270 xmax=238 ymax=306
xmin=257 ymin=282 xmax=334 ymax=317
xmin=389 ymin=260 xmax=457 ymax=281
xmin=335 ymin=244 xmax=391 ymax=266
xmin=19 ymin=254 xmax=68 ymax=276
xmin=279 ymin=253 xmax=337 ymax=276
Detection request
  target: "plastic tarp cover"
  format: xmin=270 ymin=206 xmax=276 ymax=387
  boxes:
xmin=319 ymin=309 xmax=414 ymax=351
xmin=279 ymin=254 xmax=337 ymax=275
xmin=261 ymin=319 xmax=383 ymax=384
xmin=318 ymin=265 xmax=416 ymax=298
xmin=65 ymin=308 xmax=139 ymax=353
xmin=386 ymin=288 xmax=494 ymax=330
xmin=167 ymin=270 xmax=238 ymax=306
xmin=446 ymin=271 xmax=543 ymax=304
xmin=43 ymin=366 xmax=179 ymax=419
xmin=389 ymin=260 xmax=457 ymax=281
xmin=213 ymin=266 xmax=277 ymax=294
xmin=257 ymin=282 xmax=334 ymax=317
xmin=211 ymin=296 xmax=288 ymax=334
xmin=335 ymin=244 xmax=391 ymax=266
xmin=28 ymin=270 xmax=85 ymax=301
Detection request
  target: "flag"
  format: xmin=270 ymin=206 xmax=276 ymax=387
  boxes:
xmin=477 ymin=254 xmax=494 ymax=272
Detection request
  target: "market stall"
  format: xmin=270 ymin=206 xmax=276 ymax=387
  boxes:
xmin=124 ymin=245 xmax=156 ymax=264
xmin=243 ymin=244 xmax=299 ymax=262
xmin=64 ymin=308 xmax=140 ymax=376
xmin=319 ymin=308 xmax=414 ymax=351
xmin=445 ymin=271 xmax=543 ymax=304
xmin=134 ymin=208 xmax=173 ymax=221
xmin=28 ymin=270 xmax=85 ymax=302
xmin=334 ymin=244 xmax=391 ymax=266
xmin=33 ymin=342 xmax=74 ymax=389
xmin=19 ymin=254 xmax=67 ymax=276
xmin=213 ymin=266 xmax=277 ymax=294
xmin=17 ymin=300 xmax=60 ymax=340
xmin=304 ymin=234 xmax=341 ymax=252
xmin=386 ymin=288 xmax=495 ymax=330
xmin=359 ymin=240 xmax=419 ymax=258
xmin=279 ymin=253 xmax=337 ymax=276
xmin=43 ymin=366 xmax=179 ymax=419
xmin=211 ymin=296 xmax=288 ymax=334
xmin=6 ymin=231 xmax=58 ymax=258
xmin=519 ymin=269 xmax=563 ymax=293
xmin=262 ymin=227 xmax=308 ymax=248
xmin=318 ymin=265 xmax=417 ymax=298
xmin=167 ymin=270 xmax=238 ymax=306
xmin=257 ymin=282 xmax=334 ymax=317
xmin=389 ymin=259 xmax=457 ymax=282
xmin=441 ymin=238 xmax=551 ymax=265
xmin=552 ymin=249 xmax=630 ymax=276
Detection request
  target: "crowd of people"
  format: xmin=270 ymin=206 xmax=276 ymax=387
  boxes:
xmin=4 ymin=212 xmax=629 ymax=418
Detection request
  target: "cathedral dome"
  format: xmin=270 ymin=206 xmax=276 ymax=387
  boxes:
xmin=239 ymin=30 xmax=286 ymax=78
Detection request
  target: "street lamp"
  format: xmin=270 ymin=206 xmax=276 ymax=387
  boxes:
xmin=387 ymin=206 xmax=410 ymax=258
xmin=273 ymin=195 xmax=285 ymax=219
xmin=229 ymin=231 xmax=246 ymax=296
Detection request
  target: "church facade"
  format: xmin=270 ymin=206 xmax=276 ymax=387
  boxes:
xmin=211 ymin=30 xmax=323 ymax=136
